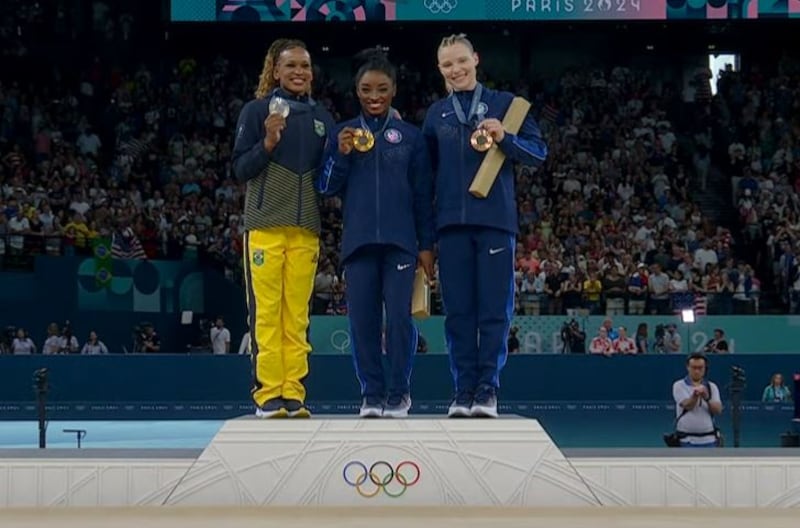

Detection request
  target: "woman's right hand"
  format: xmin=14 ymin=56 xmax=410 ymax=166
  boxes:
xmin=263 ymin=113 xmax=287 ymax=152
xmin=337 ymin=127 xmax=357 ymax=155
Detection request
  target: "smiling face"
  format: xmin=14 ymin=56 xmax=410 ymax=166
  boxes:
xmin=357 ymin=70 xmax=395 ymax=117
xmin=437 ymin=42 xmax=479 ymax=92
xmin=274 ymin=47 xmax=313 ymax=95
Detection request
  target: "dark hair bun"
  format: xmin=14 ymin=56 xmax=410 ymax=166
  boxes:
xmin=352 ymin=47 xmax=396 ymax=85
xmin=352 ymin=47 xmax=388 ymax=74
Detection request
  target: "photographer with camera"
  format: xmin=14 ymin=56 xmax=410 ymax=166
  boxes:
xmin=703 ymin=328 xmax=729 ymax=354
xmin=560 ymin=319 xmax=586 ymax=354
xmin=670 ymin=353 xmax=723 ymax=447
xmin=136 ymin=323 xmax=161 ymax=353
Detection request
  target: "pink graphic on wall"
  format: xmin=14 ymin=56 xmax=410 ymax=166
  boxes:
xmin=790 ymin=0 xmax=800 ymax=16
xmin=636 ymin=0 xmax=667 ymax=20
xmin=291 ymin=0 xmax=306 ymax=21
xmin=707 ymin=1 xmax=727 ymax=19
xmin=292 ymin=1 xmax=396 ymax=22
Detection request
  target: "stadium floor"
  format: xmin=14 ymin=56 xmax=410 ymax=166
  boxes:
xmin=1 ymin=507 xmax=796 ymax=528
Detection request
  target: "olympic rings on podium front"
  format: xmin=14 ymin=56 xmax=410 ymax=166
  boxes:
xmin=342 ymin=460 xmax=421 ymax=498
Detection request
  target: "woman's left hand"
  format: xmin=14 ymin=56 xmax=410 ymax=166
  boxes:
xmin=418 ymin=250 xmax=435 ymax=282
xmin=477 ymin=118 xmax=506 ymax=143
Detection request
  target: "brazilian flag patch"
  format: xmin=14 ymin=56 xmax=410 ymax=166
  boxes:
xmin=314 ymin=119 xmax=326 ymax=137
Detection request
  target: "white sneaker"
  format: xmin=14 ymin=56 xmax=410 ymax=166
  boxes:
xmin=470 ymin=388 xmax=498 ymax=418
xmin=447 ymin=393 xmax=473 ymax=418
xmin=359 ymin=397 xmax=383 ymax=418
xmin=383 ymin=395 xmax=411 ymax=418
xmin=255 ymin=398 xmax=288 ymax=419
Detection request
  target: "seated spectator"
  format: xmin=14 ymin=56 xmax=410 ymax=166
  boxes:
xmin=81 ymin=331 xmax=109 ymax=355
xmin=612 ymin=326 xmax=637 ymax=354
xmin=762 ymin=373 xmax=792 ymax=403
xmin=11 ymin=328 xmax=35 ymax=355
xmin=589 ymin=327 xmax=613 ymax=356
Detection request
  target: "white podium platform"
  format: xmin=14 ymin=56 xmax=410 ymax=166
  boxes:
xmin=163 ymin=416 xmax=599 ymax=507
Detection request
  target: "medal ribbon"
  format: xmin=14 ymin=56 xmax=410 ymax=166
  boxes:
xmin=451 ymin=83 xmax=484 ymax=129
xmin=359 ymin=111 xmax=393 ymax=139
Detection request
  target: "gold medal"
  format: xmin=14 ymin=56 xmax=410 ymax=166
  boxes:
xmin=352 ymin=128 xmax=375 ymax=152
xmin=470 ymin=128 xmax=493 ymax=152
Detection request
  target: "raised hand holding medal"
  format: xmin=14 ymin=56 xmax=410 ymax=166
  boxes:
xmin=470 ymin=127 xmax=493 ymax=152
xmin=475 ymin=117 xmax=505 ymax=147
xmin=264 ymin=95 xmax=290 ymax=151
xmin=351 ymin=111 xmax=391 ymax=153
xmin=269 ymin=96 xmax=291 ymax=118
xmin=451 ymin=83 xmax=496 ymax=153
xmin=352 ymin=128 xmax=375 ymax=152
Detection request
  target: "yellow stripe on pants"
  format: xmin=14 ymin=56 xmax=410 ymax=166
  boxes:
xmin=244 ymin=226 xmax=319 ymax=406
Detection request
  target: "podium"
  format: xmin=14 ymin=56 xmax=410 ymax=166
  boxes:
xmin=164 ymin=416 xmax=598 ymax=506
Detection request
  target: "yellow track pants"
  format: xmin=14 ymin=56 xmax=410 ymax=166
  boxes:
xmin=244 ymin=226 xmax=319 ymax=406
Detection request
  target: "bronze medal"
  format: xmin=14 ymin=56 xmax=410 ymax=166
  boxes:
xmin=352 ymin=128 xmax=375 ymax=152
xmin=470 ymin=128 xmax=493 ymax=152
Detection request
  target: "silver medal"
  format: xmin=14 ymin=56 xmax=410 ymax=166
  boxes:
xmin=269 ymin=96 xmax=290 ymax=118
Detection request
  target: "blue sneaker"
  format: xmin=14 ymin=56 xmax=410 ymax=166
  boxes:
xmin=383 ymin=394 xmax=411 ymax=418
xmin=470 ymin=386 xmax=498 ymax=418
xmin=255 ymin=398 xmax=288 ymax=419
xmin=448 ymin=392 xmax=473 ymax=418
xmin=359 ymin=396 xmax=383 ymax=418
xmin=284 ymin=399 xmax=311 ymax=418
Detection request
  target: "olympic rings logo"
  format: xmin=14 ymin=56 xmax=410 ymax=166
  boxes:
xmin=342 ymin=461 xmax=421 ymax=498
xmin=424 ymin=0 xmax=458 ymax=15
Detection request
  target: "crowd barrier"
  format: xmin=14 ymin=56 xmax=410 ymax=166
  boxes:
xmin=1 ymin=354 xmax=797 ymax=417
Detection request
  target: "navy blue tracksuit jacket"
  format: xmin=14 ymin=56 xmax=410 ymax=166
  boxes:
xmin=422 ymin=83 xmax=548 ymax=397
xmin=319 ymin=113 xmax=435 ymax=400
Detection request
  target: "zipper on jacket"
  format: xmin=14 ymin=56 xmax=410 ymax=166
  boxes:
xmin=296 ymin=114 xmax=306 ymax=225
xmin=460 ymin=127 xmax=466 ymax=224
xmin=375 ymin=142 xmax=381 ymax=241
xmin=296 ymin=172 xmax=303 ymax=225
xmin=257 ymin=178 xmax=265 ymax=209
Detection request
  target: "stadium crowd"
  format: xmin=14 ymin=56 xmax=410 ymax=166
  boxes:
xmin=0 ymin=0 xmax=798 ymax=328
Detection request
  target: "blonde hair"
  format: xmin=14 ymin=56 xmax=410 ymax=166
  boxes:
xmin=254 ymin=38 xmax=308 ymax=99
xmin=438 ymin=34 xmax=474 ymax=94
xmin=438 ymin=33 xmax=475 ymax=53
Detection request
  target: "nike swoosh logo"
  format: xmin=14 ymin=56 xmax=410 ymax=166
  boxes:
xmin=441 ymin=111 xmax=456 ymax=118
xmin=397 ymin=263 xmax=412 ymax=271
xmin=489 ymin=248 xmax=505 ymax=255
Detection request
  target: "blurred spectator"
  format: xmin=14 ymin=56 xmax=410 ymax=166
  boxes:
xmin=81 ymin=331 xmax=108 ymax=354
xmin=11 ymin=328 xmax=35 ymax=354
xmin=238 ymin=331 xmax=250 ymax=355
xmin=663 ymin=323 xmax=682 ymax=354
xmin=42 ymin=323 xmax=61 ymax=354
xmin=702 ymin=328 xmax=729 ymax=354
xmin=634 ymin=322 xmax=649 ymax=354
xmin=210 ymin=316 xmax=230 ymax=355
xmin=560 ymin=319 xmax=586 ymax=354
xmin=612 ymin=326 xmax=637 ymax=354
xmin=762 ymin=373 xmax=792 ymax=402
xmin=59 ymin=323 xmax=79 ymax=354
xmin=589 ymin=326 xmax=613 ymax=356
